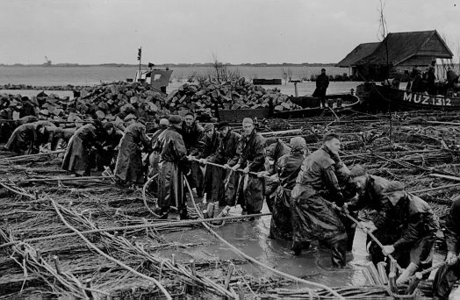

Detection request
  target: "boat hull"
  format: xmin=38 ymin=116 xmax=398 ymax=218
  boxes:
xmin=357 ymin=83 xmax=460 ymax=112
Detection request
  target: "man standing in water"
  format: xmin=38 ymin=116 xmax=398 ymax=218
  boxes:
xmin=231 ymin=117 xmax=266 ymax=216
xmin=313 ymin=68 xmax=330 ymax=108
xmin=181 ymin=112 xmax=204 ymax=197
xmin=291 ymin=133 xmax=348 ymax=267
xmin=153 ymin=115 xmax=189 ymax=219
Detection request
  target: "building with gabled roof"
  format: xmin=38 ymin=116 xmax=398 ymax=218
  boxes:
xmin=337 ymin=30 xmax=453 ymax=81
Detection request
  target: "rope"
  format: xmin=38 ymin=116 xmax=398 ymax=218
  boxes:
xmin=399 ymin=255 xmax=460 ymax=285
xmin=183 ymin=176 xmax=345 ymax=300
xmin=142 ymin=174 xmax=161 ymax=218
xmin=189 ymin=157 xmax=271 ymax=179
xmin=50 ymin=199 xmax=173 ymax=300
xmin=344 ymin=212 xmax=403 ymax=273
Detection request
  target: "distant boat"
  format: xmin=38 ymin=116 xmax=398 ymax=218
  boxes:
xmin=129 ymin=67 xmax=173 ymax=94
xmin=253 ymin=79 xmax=282 ymax=85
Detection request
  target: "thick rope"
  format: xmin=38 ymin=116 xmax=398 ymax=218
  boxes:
xmin=50 ymin=199 xmax=172 ymax=300
xmin=142 ymin=174 xmax=161 ymax=218
xmin=344 ymin=213 xmax=403 ymax=273
xmin=183 ymin=176 xmax=345 ymax=300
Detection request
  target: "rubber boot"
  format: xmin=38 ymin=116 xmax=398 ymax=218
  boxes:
xmin=154 ymin=207 xmax=169 ymax=219
xmin=179 ymin=206 xmax=189 ymax=220
xmin=331 ymin=240 xmax=347 ymax=268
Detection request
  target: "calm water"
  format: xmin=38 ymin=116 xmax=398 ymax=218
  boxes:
xmin=0 ymin=65 xmax=361 ymax=97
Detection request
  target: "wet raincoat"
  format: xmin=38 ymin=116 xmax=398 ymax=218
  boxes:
xmin=148 ymin=125 xmax=168 ymax=177
xmin=380 ymin=193 xmax=439 ymax=270
xmin=153 ymin=126 xmax=189 ymax=213
xmin=62 ymin=124 xmax=101 ymax=176
xmin=214 ymin=130 xmax=241 ymax=206
xmin=291 ymin=145 xmax=348 ymax=266
xmin=265 ymin=140 xmax=291 ymax=208
xmin=236 ymin=130 xmax=266 ymax=214
xmin=269 ymin=150 xmax=304 ymax=240
xmin=5 ymin=123 xmax=42 ymax=154
xmin=198 ymin=131 xmax=222 ymax=203
xmin=0 ymin=115 xmax=38 ymax=143
xmin=347 ymin=174 xmax=393 ymax=264
xmin=433 ymin=196 xmax=460 ymax=299
xmin=181 ymin=122 xmax=204 ymax=194
xmin=114 ymin=122 xmax=150 ymax=184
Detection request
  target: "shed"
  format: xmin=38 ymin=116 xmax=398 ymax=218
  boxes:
xmin=337 ymin=30 xmax=453 ymax=81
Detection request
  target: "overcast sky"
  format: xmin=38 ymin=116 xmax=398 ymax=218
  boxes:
xmin=1 ymin=0 xmax=458 ymax=65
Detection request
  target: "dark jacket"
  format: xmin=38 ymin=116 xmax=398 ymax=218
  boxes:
xmin=214 ymin=130 xmax=241 ymax=166
xmin=316 ymin=73 xmax=330 ymax=90
xmin=5 ymin=123 xmax=41 ymax=154
xmin=276 ymin=151 xmax=305 ymax=190
xmin=445 ymin=196 xmax=460 ymax=253
xmin=62 ymin=124 xmax=101 ymax=174
xmin=385 ymin=193 xmax=439 ymax=251
xmin=348 ymin=175 xmax=391 ymax=228
xmin=236 ymin=130 xmax=266 ymax=172
xmin=181 ymin=122 xmax=204 ymax=156
xmin=153 ymin=126 xmax=188 ymax=209
xmin=114 ymin=123 xmax=150 ymax=183
xmin=153 ymin=126 xmax=188 ymax=168
xmin=197 ymin=131 xmax=220 ymax=160
xmin=296 ymin=145 xmax=342 ymax=200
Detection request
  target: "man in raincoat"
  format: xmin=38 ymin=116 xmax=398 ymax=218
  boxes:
xmin=96 ymin=122 xmax=122 ymax=171
xmin=380 ymin=181 xmax=439 ymax=284
xmin=217 ymin=122 xmax=241 ymax=206
xmin=181 ymin=113 xmax=204 ymax=196
xmin=148 ymin=118 xmax=170 ymax=178
xmin=153 ymin=115 xmax=189 ymax=219
xmin=291 ymin=133 xmax=348 ymax=267
xmin=62 ymin=120 xmax=106 ymax=176
xmin=267 ymin=137 xmax=308 ymax=240
xmin=114 ymin=114 xmax=151 ymax=186
xmin=348 ymin=165 xmax=392 ymax=265
xmin=432 ymin=196 xmax=460 ymax=300
xmin=196 ymin=123 xmax=223 ymax=204
xmin=231 ymin=117 xmax=266 ymax=215
xmin=263 ymin=138 xmax=291 ymax=211
xmin=5 ymin=122 xmax=48 ymax=154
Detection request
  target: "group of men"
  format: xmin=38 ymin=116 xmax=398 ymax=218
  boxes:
xmin=3 ymin=110 xmax=460 ymax=298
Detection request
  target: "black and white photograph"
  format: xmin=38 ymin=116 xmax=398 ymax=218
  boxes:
xmin=0 ymin=0 xmax=459 ymax=299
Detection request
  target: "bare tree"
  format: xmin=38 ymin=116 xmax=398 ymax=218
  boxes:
xmin=211 ymin=54 xmax=242 ymax=83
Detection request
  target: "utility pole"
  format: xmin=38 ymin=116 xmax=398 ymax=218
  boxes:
xmin=137 ymin=47 xmax=142 ymax=80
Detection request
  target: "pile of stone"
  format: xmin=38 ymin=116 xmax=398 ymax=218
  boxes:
xmin=165 ymin=78 xmax=302 ymax=117
xmin=1 ymin=79 xmax=301 ymax=125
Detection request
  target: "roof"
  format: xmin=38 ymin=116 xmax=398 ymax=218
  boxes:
xmin=336 ymin=42 xmax=380 ymax=67
xmin=338 ymin=30 xmax=453 ymax=67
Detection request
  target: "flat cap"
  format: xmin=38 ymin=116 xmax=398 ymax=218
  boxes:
xmin=242 ymin=117 xmax=254 ymax=125
xmin=382 ymin=181 xmax=405 ymax=194
xmin=169 ymin=115 xmax=182 ymax=125
xmin=203 ymin=123 xmax=214 ymax=132
xmin=290 ymin=137 xmax=306 ymax=151
xmin=349 ymin=165 xmax=367 ymax=178
xmin=216 ymin=121 xmax=229 ymax=130
xmin=123 ymin=114 xmax=136 ymax=122
xmin=159 ymin=118 xmax=169 ymax=126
